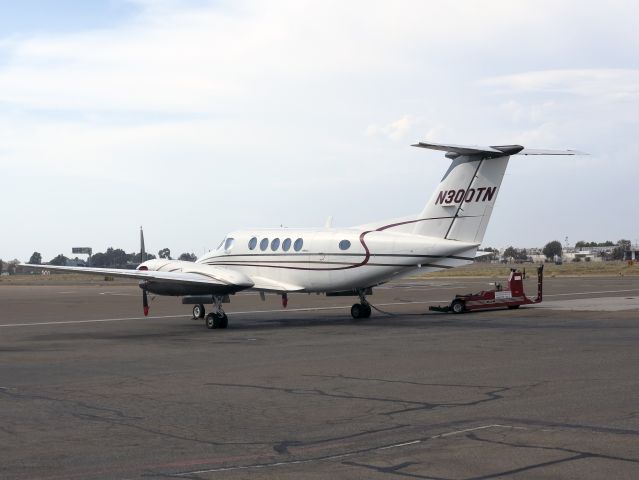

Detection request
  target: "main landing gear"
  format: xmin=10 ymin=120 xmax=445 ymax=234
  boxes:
xmin=350 ymin=290 xmax=372 ymax=319
xmin=205 ymin=296 xmax=228 ymax=329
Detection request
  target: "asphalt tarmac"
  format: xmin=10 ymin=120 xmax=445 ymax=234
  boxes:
xmin=1 ymin=275 xmax=639 ymax=479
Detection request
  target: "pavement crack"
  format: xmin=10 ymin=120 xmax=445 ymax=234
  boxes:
xmin=461 ymin=432 xmax=639 ymax=479
xmin=342 ymin=460 xmax=445 ymax=479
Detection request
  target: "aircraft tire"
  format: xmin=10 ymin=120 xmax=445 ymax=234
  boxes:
xmin=451 ymin=299 xmax=465 ymax=314
xmin=193 ymin=304 xmax=206 ymax=319
xmin=206 ymin=312 xmax=227 ymax=329
xmin=507 ymin=305 xmax=520 ymax=309
xmin=205 ymin=313 xmax=218 ymax=329
xmin=351 ymin=303 xmax=371 ymax=319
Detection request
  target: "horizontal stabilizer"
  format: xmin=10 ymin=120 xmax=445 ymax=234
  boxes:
xmin=517 ymin=148 xmax=585 ymax=155
xmin=412 ymin=141 xmax=585 ymax=159
xmin=412 ymin=142 xmax=510 ymax=156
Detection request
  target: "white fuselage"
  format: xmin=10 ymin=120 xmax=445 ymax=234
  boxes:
xmin=186 ymin=227 xmax=477 ymax=293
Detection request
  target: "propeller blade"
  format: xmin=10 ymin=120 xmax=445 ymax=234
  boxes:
xmin=143 ymin=288 xmax=149 ymax=316
xmin=140 ymin=226 xmax=146 ymax=264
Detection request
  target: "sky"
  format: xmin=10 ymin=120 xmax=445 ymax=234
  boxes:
xmin=1 ymin=0 xmax=638 ymax=262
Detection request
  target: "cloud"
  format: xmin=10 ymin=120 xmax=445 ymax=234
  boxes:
xmin=481 ymin=69 xmax=639 ymax=101
xmin=366 ymin=115 xmax=417 ymax=140
xmin=2 ymin=0 xmax=639 ymax=259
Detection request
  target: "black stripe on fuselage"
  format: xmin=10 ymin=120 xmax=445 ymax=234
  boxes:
xmin=203 ymin=253 xmax=475 ymax=260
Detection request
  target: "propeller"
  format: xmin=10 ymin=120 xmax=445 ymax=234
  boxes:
xmin=139 ymin=226 xmax=149 ymax=316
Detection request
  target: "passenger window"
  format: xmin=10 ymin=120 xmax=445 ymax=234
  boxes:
xmin=248 ymin=237 xmax=257 ymax=250
xmin=260 ymin=238 xmax=269 ymax=251
xmin=271 ymin=238 xmax=280 ymax=251
xmin=224 ymin=237 xmax=235 ymax=252
xmin=339 ymin=239 xmax=351 ymax=250
xmin=294 ymin=238 xmax=303 ymax=252
xmin=282 ymin=238 xmax=292 ymax=251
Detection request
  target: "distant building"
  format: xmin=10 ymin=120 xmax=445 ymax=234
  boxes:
xmin=624 ymin=245 xmax=639 ymax=261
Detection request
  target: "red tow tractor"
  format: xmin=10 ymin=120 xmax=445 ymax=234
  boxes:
xmin=429 ymin=265 xmax=543 ymax=314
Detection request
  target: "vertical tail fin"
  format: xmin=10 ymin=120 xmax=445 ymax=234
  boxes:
xmin=410 ymin=142 xmax=582 ymax=243
xmin=412 ymin=152 xmax=510 ymax=243
xmin=411 ymin=143 xmax=523 ymax=243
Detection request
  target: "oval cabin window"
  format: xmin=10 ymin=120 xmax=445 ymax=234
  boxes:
xmin=260 ymin=238 xmax=269 ymax=251
xmin=271 ymin=238 xmax=280 ymax=251
xmin=248 ymin=237 xmax=257 ymax=250
xmin=282 ymin=238 xmax=292 ymax=251
xmin=339 ymin=239 xmax=351 ymax=250
xmin=294 ymin=238 xmax=304 ymax=251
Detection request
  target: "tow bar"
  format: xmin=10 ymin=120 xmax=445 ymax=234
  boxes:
xmin=429 ymin=265 xmax=543 ymax=314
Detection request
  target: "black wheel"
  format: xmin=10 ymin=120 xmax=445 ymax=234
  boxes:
xmin=451 ymin=299 xmax=465 ymax=314
xmin=209 ymin=312 xmax=227 ymax=329
xmin=351 ymin=303 xmax=363 ymax=319
xmin=193 ymin=304 xmax=205 ymax=319
xmin=362 ymin=304 xmax=372 ymax=318
xmin=507 ymin=305 xmax=520 ymax=309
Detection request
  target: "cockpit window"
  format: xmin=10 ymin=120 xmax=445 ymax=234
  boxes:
xmin=224 ymin=237 xmax=235 ymax=252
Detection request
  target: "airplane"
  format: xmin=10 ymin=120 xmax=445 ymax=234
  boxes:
xmin=23 ymin=141 xmax=582 ymax=329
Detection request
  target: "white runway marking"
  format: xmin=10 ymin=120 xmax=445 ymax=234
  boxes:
xmin=0 ymin=301 xmax=446 ymax=328
xmin=0 ymin=314 xmax=190 ymax=328
xmin=172 ymin=424 xmax=525 ymax=476
xmin=4 ymin=287 xmax=639 ymax=328
xmin=99 ymin=292 xmax=139 ymax=296
xmin=544 ymin=288 xmax=639 ymax=298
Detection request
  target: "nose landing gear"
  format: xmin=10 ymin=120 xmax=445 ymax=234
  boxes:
xmin=205 ymin=296 xmax=228 ymax=329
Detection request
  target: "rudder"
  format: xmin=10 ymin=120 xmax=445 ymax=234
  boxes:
xmin=412 ymin=154 xmax=510 ymax=243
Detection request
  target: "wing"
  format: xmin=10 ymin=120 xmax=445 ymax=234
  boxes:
xmin=20 ymin=263 xmax=254 ymax=290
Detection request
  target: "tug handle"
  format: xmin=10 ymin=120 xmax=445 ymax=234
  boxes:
xmin=534 ymin=264 xmax=544 ymax=303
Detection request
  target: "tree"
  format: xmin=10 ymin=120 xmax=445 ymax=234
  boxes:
xmin=7 ymin=259 xmax=20 ymax=275
xmin=575 ymin=240 xmax=615 ymax=248
xmin=104 ymin=247 xmax=128 ymax=267
xmin=0 ymin=259 xmax=3 ymax=275
xmin=502 ymin=246 xmax=518 ymax=261
xmin=90 ymin=252 xmax=108 ymax=267
xmin=612 ymin=239 xmax=631 ymax=260
xmin=49 ymin=254 xmax=69 ymax=266
xmin=29 ymin=252 xmax=42 ymax=264
xmin=178 ymin=252 xmax=197 ymax=262
xmin=158 ymin=248 xmax=171 ymax=260
xmin=543 ymin=241 xmax=563 ymax=260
